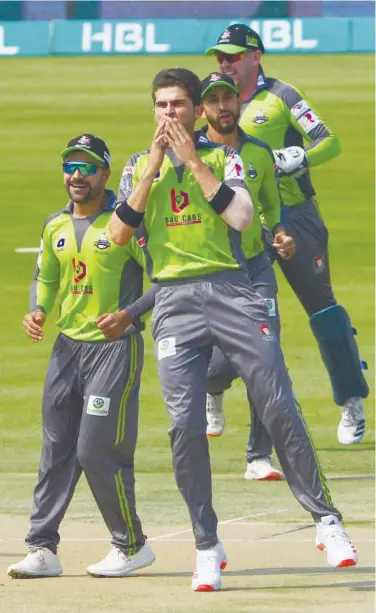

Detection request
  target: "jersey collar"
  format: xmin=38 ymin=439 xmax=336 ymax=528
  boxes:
xmin=63 ymin=189 xmax=117 ymax=214
xmin=197 ymin=125 xmax=253 ymax=153
xmin=242 ymin=66 xmax=269 ymax=105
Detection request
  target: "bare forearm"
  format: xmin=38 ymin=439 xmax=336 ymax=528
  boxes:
xmin=221 ymin=186 xmax=253 ymax=231
xmin=186 ymin=158 xmax=221 ymax=199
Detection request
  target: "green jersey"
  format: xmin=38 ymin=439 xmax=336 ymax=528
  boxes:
xmin=239 ymin=68 xmax=340 ymax=208
xmin=118 ymin=133 xmax=248 ymax=281
xmin=198 ymin=126 xmax=281 ymax=261
xmin=31 ymin=190 xmax=145 ymax=342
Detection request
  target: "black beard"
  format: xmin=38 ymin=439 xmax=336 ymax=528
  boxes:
xmin=209 ymin=112 xmax=239 ymax=134
xmin=67 ymin=183 xmax=100 ymax=203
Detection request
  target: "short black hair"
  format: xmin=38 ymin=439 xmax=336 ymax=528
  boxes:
xmin=152 ymin=68 xmax=202 ymax=106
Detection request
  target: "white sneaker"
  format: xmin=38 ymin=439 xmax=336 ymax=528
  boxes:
xmin=191 ymin=541 xmax=227 ymax=592
xmin=206 ymin=393 xmax=225 ymax=437
xmin=87 ymin=541 xmax=155 ymax=577
xmin=337 ymin=397 xmax=365 ymax=444
xmin=244 ymin=456 xmax=284 ymax=481
xmin=7 ymin=547 xmax=62 ymax=578
xmin=315 ymin=515 xmax=358 ymax=567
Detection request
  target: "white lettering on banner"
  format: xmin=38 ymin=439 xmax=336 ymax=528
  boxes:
xmin=82 ymin=22 xmax=170 ymax=54
xmin=115 ymin=23 xmax=143 ymax=52
xmin=82 ymin=23 xmax=112 ymax=52
xmin=0 ymin=26 xmax=19 ymax=55
xmin=249 ymin=19 xmax=317 ymax=50
xmin=293 ymin=20 xmax=317 ymax=49
xmin=145 ymin=24 xmax=170 ymax=53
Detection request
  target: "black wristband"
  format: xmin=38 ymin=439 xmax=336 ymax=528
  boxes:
xmin=115 ymin=200 xmax=144 ymax=228
xmin=209 ymin=183 xmax=234 ymax=215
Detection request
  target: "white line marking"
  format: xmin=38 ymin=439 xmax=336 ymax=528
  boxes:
xmin=15 ymin=248 xmax=39 ymax=253
xmin=150 ymin=508 xmax=289 ymax=541
xmin=0 ymin=537 xmax=373 ymax=544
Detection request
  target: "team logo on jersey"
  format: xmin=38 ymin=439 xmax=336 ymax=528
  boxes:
xmin=247 ymin=163 xmax=258 ymax=179
xmin=94 ymin=232 xmax=111 ymax=250
xmin=313 ymin=255 xmax=325 ymax=274
xmin=252 ymin=111 xmax=268 ymax=124
xmin=71 ymin=258 xmax=92 ymax=294
xmin=259 ymin=323 xmax=274 ymax=341
xmin=171 ymin=188 xmax=189 ymax=214
xmin=56 ymin=235 xmax=66 ymax=250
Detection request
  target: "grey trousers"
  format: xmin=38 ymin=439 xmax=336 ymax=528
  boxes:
xmin=207 ymin=252 xmax=280 ymax=462
xmin=264 ymin=200 xmax=335 ymax=315
xmin=26 ymin=332 xmax=145 ymax=555
xmin=151 ymin=270 xmax=340 ymax=549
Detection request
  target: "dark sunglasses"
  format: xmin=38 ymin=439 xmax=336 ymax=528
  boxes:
xmin=63 ymin=161 xmax=104 ymax=176
xmin=215 ymin=51 xmax=246 ymax=64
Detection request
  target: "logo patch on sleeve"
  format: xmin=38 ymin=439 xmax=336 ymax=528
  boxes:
xmin=264 ymin=298 xmax=276 ymax=317
xmin=291 ymin=99 xmax=310 ymax=119
xmin=87 ymin=395 xmax=110 ymax=416
xmin=298 ymin=110 xmax=321 ymax=133
xmin=158 ymin=337 xmax=176 ymax=360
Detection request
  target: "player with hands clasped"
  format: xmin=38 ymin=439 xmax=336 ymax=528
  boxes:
xmin=112 ymin=68 xmax=358 ymax=592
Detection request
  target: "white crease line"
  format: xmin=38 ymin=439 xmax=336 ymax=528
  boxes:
xmin=150 ymin=508 xmax=289 ymax=541
xmin=0 ymin=538 xmax=374 ymax=544
xmin=15 ymin=248 xmax=39 ymax=253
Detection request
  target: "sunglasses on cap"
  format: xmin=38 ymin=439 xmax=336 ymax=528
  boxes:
xmin=62 ymin=161 xmax=104 ymax=176
xmin=215 ymin=51 xmax=247 ymax=64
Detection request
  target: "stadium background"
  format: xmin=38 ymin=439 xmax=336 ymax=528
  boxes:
xmin=0 ymin=1 xmax=374 ymax=611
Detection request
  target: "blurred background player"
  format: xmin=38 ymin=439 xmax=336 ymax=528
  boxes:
xmin=206 ymin=23 xmax=369 ymax=445
xmin=8 ymin=135 xmax=155 ymax=579
xmin=111 ymin=67 xmax=358 ymax=592
xmin=200 ymin=72 xmax=295 ymax=480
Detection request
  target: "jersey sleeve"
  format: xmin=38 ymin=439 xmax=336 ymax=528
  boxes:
xmin=126 ymin=233 xmax=146 ymax=270
xmin=258 ymin=149 xmax=282 ymax=231
xmin=117 ymin=154 xmax=140 ymax=200
xmin=223 ymin=148 xmax=248 ymax=190
xmin=281 ymin=84 xmax=340 ymax=167
xmin=30 ymin=221 xmax=60 ymax=314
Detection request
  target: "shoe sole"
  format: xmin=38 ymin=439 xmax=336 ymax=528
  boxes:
xmin=244 ymin=472 xmax=284 ymax=481
xmin=207 ymin=432 xmax=224 ymax=438
xmin=336 ymin=558 xmax=357 ymax=568
xmin=87 ymin=556 xmax=156 ymax=577
xmin=193 ymin=584 xmax=220 ymax=592
xmin=8 ymin=569 xmax=62 ymax=579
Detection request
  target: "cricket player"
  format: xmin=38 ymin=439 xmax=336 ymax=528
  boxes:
xmin=7 ymin=135 xmax=155 ymax=579
xmin=110 ymin=68 xmax=358 ymax=592
xmin=201 ymin=71 xmax=294 ymax=480
xmin=206 ymin=24 xmax=369 ymax=445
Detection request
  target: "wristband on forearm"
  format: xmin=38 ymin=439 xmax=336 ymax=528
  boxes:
xmin=208 ymin=183 xmax=234 ymax=215
xmin=115 ymin=200 xmax=144 ymax=228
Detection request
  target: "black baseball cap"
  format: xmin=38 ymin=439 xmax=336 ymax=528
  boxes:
xmin=60 ymin=134 xmax=111 ymax=167
xmin=206 ymin=24 xmax=265 ymax=56
xmin=201 ymin=72 xmax=239 ymax=99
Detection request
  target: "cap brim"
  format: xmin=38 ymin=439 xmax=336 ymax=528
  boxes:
xmin=60 ymin=146 xmax=105 ymax=164
xmin=202 ymin=81 xmax=239 ymax=99
xmin=205 ymin=43 xmax=250 ymax=56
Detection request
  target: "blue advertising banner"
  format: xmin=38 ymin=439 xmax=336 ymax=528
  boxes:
xmin=52 ymin=18 xmax=374 ymax=55
xmin=53 ymin=18 xmax=352 ymax=55
xmin=0 ymin=21 xmax=50 ymax=56
xmin=0 ymin=17 xmax=374 ymax=57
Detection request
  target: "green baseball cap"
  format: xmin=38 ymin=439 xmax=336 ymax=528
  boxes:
xmin=201 ymin=73 xmax=239 ymax=99
xmin=206 ymin=24 xmax=265 ymax=56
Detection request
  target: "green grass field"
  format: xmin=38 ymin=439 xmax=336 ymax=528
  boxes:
xmin=0 ymin=54 xmax=374 ymax=611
